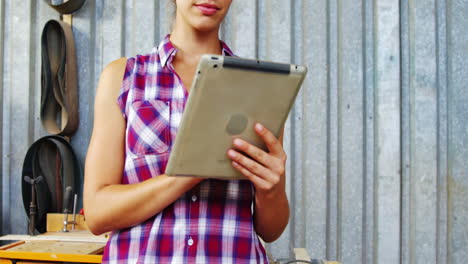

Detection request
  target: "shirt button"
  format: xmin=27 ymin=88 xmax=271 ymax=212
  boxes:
xmin=191 ymin=195 xmax=197 ymax=202
xmin=187 ymin=238 xmax=194 ymax=246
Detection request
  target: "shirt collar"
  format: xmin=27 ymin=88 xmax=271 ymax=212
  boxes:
xmin=157 ymin=34 xmax=235 ymax=68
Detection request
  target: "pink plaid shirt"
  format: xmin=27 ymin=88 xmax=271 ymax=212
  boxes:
xmin=101 ymin=35 xmax=268 ymax=263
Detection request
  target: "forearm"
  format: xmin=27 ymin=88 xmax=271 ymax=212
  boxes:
xmin=253 ymin=191 xmax=290 ymax=243
xmin=84 ymin=174 xmax=201 ymax=235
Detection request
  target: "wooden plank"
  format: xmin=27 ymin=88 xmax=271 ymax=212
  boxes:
xmin=4 ymin=241 xmax=103 ymax=255
xmin=15 ymin=262 xmax=50 ymax=264
xmin=0 ymin=233 xmax=107 ymax=243
xmin=0 ymin=232 xmax=105 ymax=263
xmin=16 ymin=262 xmax=50 ymax=264
xmin=47 ymin=213 xmax=88 ymax=232
xmin=0 ymin=241 xmax=25 ymax=250
xmin=0 ymin=251 xmax=102 ymax=263
xmin=42 ymin=231 xmax=109 ymax=242
xmin=293 ymin=248 xmax=341 ymax=264
xmin=294 ymin=248 xmax=311 ymax=261
xmin=43 ymin=231 xmax=108 ymax=239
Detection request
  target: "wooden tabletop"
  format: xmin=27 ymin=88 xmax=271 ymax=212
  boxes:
xmin=0 ymin=230 xmax=105 ymax=263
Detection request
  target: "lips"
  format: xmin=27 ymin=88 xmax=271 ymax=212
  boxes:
xmin=195 ymin=3 xmax=220 ymax=16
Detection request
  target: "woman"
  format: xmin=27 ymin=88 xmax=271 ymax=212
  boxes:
xmin=84 ymin=0 xmax=289 ymax=263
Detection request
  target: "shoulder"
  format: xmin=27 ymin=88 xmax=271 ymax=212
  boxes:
xmin=97 ymin=50 xmax=158 ymax=96
xmin=101 ymin=57 xmax=128 ymax=81
xmin=102 ymin=52 xmax=157 ymax=79
xmin=96 ymin=58 xmax=129 ymax=102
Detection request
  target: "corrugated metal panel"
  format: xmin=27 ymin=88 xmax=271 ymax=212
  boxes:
xmin=446 ymin=0 xmax=468 ymax=262
xmin=1 ymin=0 xmax=467 ymax=263
xmin=0 ymin=0 xmax=5 ymax=233
xmin=375 ymin=1 xmax=402 ymax=263
xmin=401 ymin=1 xmax=440 ymax=263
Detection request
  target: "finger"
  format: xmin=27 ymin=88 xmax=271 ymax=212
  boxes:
xmin=232 ymin=138 xmax=273 ymax=167
xmin=231 ymin=161 xmax=271 ymax=190
xmin=227 ymin=149 xmax=271 ymax=179
xmin=254 ymin=123 xmax=285 ymax=157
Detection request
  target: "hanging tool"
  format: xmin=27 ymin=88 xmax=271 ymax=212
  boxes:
xmin=24 ymin=175 xmax=44 ymax=236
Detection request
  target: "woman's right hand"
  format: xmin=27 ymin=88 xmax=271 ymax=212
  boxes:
xmin=83 ymin=58 xmax=202 ymax=235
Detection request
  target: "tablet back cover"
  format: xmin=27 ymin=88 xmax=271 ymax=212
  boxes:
xmin=166 ymin=55 xmax=307 ymax=179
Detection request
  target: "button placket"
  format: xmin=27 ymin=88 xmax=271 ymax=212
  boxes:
xmin=187 ymin=187 xmax=199 ymax=250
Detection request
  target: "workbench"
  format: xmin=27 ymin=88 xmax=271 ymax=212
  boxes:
xmin=0 ymin=214 xmax=107 ymax=263
xmin=0 ymin=215 xmax=341 ymax=263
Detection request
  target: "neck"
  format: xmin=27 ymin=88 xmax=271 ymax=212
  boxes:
xmin=170 ymin=23 xmax=222 ymax=57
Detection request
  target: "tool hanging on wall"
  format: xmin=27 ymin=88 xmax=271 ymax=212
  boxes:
xmin=43 ymin=0 xmax=86 ymax=16
xmin=21 ymin=0 xmax=86 ymax=235
xmin=43 ymin=0 xmax=87 ymax=32
xmin=41 ymin=0 xmax=86 ymax=137
xmin=23 ymin=176 xmax=44 ymax=236
xmin=41 ymin=19 xmax=79 ymax=136
xmin=21 ymin=136 xmax=81 ymax=234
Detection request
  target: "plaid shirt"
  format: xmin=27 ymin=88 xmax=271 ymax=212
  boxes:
xmin=101 ymin=35 xmax=268 ymax=264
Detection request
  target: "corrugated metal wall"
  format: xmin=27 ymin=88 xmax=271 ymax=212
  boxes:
xmin=1 ymin=0 xmax=467 ymax=263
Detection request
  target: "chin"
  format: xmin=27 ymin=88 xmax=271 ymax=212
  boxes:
xmin=192 ymin=20 xmax=222 ymax=33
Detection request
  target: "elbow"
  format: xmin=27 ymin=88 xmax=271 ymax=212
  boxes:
xmin=256 ymin=206 xmax=290 ymax=243
xmin=256 ymin=219 xmax=290 ymax=243
xmin=259 ymin=230 xmax=283 ymax=243
xmin=260 ymin=235 xmax=277 ymax=244
xmin=84 ymin=208 xmax=112 ymax=236
xmin=85 ymin=215 xmax=106 ymax=236
xmin=83 ymin=195 xmax=110 ymax=235
xmin=83 ymin=178 xmax=114 ymax=235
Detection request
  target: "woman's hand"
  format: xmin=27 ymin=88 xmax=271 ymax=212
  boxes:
xmin=227 ymin=122 xmax=289 ymax=242
xmin=227 ymin=123 xmax=287 ymax=199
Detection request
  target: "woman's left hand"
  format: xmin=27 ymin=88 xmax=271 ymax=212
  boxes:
xmin=227 ymin=123 xmax=287 ymax=200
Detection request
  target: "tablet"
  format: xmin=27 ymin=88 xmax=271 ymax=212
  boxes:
xmin=165 ymin=55 xmax=307 ymax=179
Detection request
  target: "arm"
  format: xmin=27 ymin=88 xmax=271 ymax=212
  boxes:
xmin=227 ymin=124 xmax=290 ymax=243
xmin=83 ymin=58 xmax=202 ymax=235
